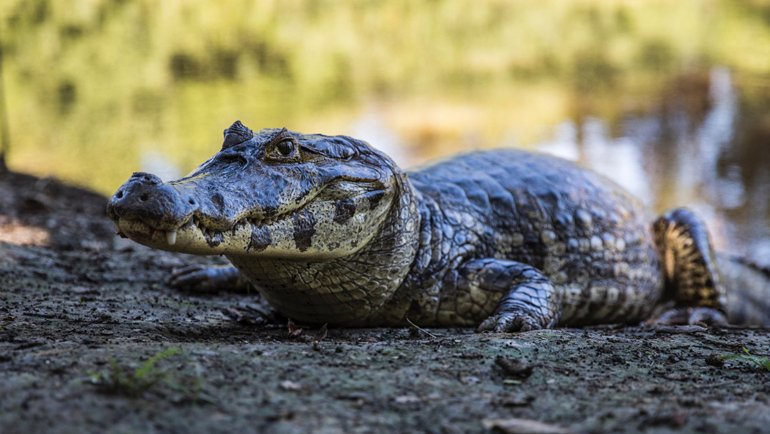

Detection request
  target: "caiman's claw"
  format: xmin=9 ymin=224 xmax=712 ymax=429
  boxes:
xmin=168 ymin=265 xmax=239 ymax=292
xmin=648 ymin=307 xmax=728 ymax=327
xmin=478 ymin=311 xmax=543 ymax=333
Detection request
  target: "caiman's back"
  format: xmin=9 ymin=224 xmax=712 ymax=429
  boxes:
xmin=405 ymin=150 xmax=663 ymax=326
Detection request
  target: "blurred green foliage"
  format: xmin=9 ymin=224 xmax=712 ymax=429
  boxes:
xmin=1 ymin=0 xmax=770 ymax=193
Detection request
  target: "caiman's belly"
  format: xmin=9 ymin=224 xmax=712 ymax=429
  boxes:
xmin=228 ymin=255 xmax=387 ymax=325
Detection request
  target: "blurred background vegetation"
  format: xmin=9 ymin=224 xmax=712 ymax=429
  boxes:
xmin=1 ymin=0 xmax=769 ymax=258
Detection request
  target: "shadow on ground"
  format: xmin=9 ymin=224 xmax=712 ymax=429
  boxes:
xmin=1 ymin=170 xmax=769 ymax=434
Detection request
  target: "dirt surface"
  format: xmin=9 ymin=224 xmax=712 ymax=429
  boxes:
xmin=1 ymin=170 xmax=769 ymax=434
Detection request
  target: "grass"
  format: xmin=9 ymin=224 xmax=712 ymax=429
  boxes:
xmin=88 ymin=347 xmax=208 ymax=401
xmin=721 ymin=347 xmax=770 ymax=372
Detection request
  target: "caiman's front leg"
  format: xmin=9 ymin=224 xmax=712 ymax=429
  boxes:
xmin=169 ymin=265 xmax=280 ymax=324
xmin=459 ymin=259 xmax=561 ymax=332
xmin=169 ymin=265 xmax=253 ymax=293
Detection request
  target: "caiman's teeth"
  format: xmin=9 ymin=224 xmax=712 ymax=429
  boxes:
xmin=166 ymin=230 xmax=177 ymax=245
xmin=188 ymin=213 xmax=283 ymax=238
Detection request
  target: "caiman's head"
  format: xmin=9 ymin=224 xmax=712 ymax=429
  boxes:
xmin=107 ymin=121 xmax=402 ymax=259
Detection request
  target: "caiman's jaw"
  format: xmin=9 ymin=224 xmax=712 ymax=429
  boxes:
xmin=107 ymin=121 xmax=399 ymax=259
xmin=112 ymin=181 xmax=394 ymax=258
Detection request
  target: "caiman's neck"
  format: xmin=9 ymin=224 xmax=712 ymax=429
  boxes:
xmin=227 ymin=173 xmax=421 ymax=326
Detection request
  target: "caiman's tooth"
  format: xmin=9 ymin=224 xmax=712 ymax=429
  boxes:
xmin=166 ymin=230 xmax=177 ymax=245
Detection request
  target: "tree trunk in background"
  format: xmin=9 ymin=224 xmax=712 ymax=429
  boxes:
xmin=0 ymin=27 xmax=9 ymax=174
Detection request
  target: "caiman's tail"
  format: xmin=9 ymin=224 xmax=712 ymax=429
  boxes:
xmin=718 ymin=253 xmax=770 ymax=326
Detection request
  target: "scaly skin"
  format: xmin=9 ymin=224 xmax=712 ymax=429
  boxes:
xmin=386 ymin=150 xmax=663 ymax=328
xmin=106 ymin=121 xmax=760 ymax=331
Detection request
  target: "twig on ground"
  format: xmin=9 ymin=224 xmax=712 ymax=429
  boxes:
xmin=406 ymin=317 xmax=438 ymax=339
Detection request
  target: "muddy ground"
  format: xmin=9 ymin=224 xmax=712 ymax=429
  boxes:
xmin=1 ymin=170 xmax=769 ymax=434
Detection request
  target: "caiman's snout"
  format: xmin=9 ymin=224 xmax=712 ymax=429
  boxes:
xmin=107 ymin=172 xmax=195 ymax=233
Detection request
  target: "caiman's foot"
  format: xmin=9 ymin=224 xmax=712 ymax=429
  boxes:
xmin=478 ymin=311 xmax=544 ymax=333
xmin=459 ymin=259 xmax=560 ymax=333
xmin=222 ymin=303 xmax=282 ymax=325
xmin=168 ymin=265 xmax=251 ymax=293
xmin=648 ymin=307 xmax=728 ymax=327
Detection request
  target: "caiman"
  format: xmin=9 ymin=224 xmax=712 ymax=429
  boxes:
xmin=106 ymin=121 xmax=770 ymax=331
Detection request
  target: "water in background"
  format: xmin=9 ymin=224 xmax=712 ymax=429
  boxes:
xmin=2 ymin=0 xmax=769 ymax=261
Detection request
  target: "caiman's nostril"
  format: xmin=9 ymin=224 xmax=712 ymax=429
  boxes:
xmin=188 ymin=198 xmax=196 ymax=205
xmin=110 ymin=173 xmax=187 ymax=225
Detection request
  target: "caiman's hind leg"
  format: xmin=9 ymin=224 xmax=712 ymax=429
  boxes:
xmin=652 ymin=208 xmax=727 ymax=326
xmin=169 ymin=265 xmax=252 ymax=293
xmin=459 ymin=259 xmax=561 ymax=332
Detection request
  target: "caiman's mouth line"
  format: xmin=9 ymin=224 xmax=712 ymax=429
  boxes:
xmin=116 ymin=186 xmax=352 ymax=246
xmin=116 ymin=206 xmax=298 ymax=247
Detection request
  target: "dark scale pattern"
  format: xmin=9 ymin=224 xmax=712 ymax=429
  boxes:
xmin=333 ymin=199 xmax=356 ymax=224
xmin=247 ymin=225 xmax=271 ymax=252
xmin=291 ymin=208 xmax=317 ymax=252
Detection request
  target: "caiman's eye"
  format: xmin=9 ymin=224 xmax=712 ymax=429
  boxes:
xmin=266 ymin=137 xmax=301 ymax=162
xmin=277 ymin=139 xmax=294 ymax=156
xmin=265 ymin=131 xmax=303 ymax=162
